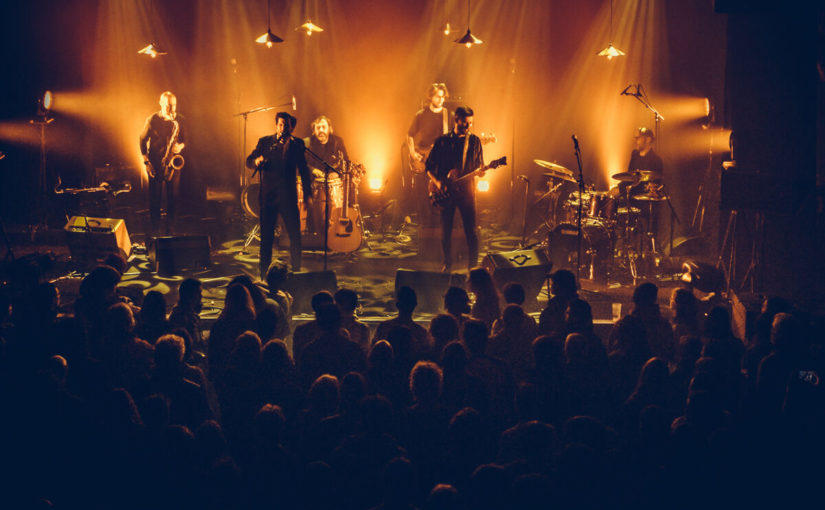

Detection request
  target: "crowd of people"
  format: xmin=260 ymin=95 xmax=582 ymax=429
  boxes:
xmin=1 ymin=258 xmax=823 ymax=509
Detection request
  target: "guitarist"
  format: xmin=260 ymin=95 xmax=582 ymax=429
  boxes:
xmin=405 ymin=83 xmax=452 ymax=224
xmin=425 ymin=106 xmax=483 ymax=273
xmin=246 ymin=112 xmax=313 ymax=278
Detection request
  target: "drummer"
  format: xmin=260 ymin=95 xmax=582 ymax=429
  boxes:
xmin=305 ymin=115 xmax=350 ymax=176
xmin=304 ymin=115 xmax=351 ymax=233
xmin=626 ymin=126 xmax=663 ymax=196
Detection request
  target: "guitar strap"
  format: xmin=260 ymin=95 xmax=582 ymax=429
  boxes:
xmin=442 ymin=108 xmax=449 ymax=135
xmin=461 ymin=134 xmax=470 ymax=175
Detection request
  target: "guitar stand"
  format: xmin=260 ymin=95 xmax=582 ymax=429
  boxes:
xmin=241 ymin=223 xmax=260 ymax=254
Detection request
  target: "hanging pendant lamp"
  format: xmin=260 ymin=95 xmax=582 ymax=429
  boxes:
xmin=256 ymin=0 xmax=284 ymax=47
xmin=597 ymin=0 xmax=624 ymax=60
xmin=454 ymin=0 xmax=482 ymax=48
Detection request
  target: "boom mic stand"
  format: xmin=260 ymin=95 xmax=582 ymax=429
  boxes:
xmin=572 ymin=135 xmax=585 ymax=284
xmin=304 ymin=146 xmax=336 ymax=271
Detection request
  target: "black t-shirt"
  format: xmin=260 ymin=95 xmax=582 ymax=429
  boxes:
xmin=305 ymin=133 xmax=349 ymax=171
xmin=627 ymin=149 xmax=663 ymax=176
xmin=408 ymin=108 xmax=449 ymax=151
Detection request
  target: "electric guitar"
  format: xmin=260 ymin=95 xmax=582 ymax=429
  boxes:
xmin=327 ymin=160 xmax=364 ymax=253
xmin=427 ymin=156 xmax=507 ymax=207
xmin=408 ymin=133 xmax=497 ymax=175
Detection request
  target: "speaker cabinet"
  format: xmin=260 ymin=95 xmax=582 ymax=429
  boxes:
xmin=284 ymin=270 xmax=338 ymax=315
xmin=482 ymin=249 xmax=552 ymax=310
xmin=65 ymin=216 xmax=131 ymax=268
xmin=394 ymin=269 xmax=466 ymax=314
xmin=150 ymin=235 xmax=211 ymax=275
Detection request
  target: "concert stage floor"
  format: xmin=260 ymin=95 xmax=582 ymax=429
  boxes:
xmin=3 ymin=205 xmax=696 ymax=343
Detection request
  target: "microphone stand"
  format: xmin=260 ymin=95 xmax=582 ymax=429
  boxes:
xmin=572 ymin=135 xmax=585 ymax=284
xmin=625 ymin=84 xmax=664 ymax=147
xmin=303 ymin=146 xmax=337 ymax=271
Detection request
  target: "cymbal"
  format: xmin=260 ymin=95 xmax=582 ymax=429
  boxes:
xmin=611 ymin=171 xmax=638 ymax=182
xmin=633 ymin=193 xmax=666 ymax=201
xmin=534 ymin=159 xmax=571 ymax=173
xmin=611 ymin=170 xmax=661 ymax=182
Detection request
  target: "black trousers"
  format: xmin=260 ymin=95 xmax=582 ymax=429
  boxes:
xmin=260 ymin=192 xmax=302 ymax=277
xmin=439 ymin=191 xmax=479 ymax=270
xmin=148 ymin=168 xmax=179 ymax=234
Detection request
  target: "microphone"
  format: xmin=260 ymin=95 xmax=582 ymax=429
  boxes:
xmin=572 ymin=134 xmax=579 ymax=150
xmin=291 ymin=95 xmax=297 ymax=111
xmin=620 ymin=83 xmax=634 ymax=96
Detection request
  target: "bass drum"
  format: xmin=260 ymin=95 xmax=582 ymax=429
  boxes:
xmin=547 ymin=220 xmax=614 ymax=282
xmin=240 ymin=181 xmax=308 ymax=231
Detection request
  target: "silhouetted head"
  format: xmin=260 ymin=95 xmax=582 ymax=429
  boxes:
xmin=463 ymin=319 xmax=488 ymax=356
xmin=502 ymin=282 xmax=526 ymax=305
xmin=430 ymin=313 xmax=459 ymax=346
xmin=444 ymin=286 xmax=470 ymax=315
xmin=334 ymin=288 xmax=359 ymax=313
xmin=396 ymin=285 xmax=418 ymax=313
xmin=264 ymin=261 xmax=289 ymax=291
xmin=410 ymin=360 xmax=443 ymax=405
xmin=308 ymin=374 xmax=340 ymax=416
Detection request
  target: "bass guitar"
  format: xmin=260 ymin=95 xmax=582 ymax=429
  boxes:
xmin=327 ymin=160 xmax=364 ymax=253
xmin=427 ymin=156 xmax=507 ymax=207
xmin=407 ymin=132 xmax=497 ymax=175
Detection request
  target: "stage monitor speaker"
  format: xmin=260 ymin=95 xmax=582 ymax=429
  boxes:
xmin=150 ymin=235 xmax=211 ymax=275
xmin=394 ymin=269 xmax=466 ymax=314
xmin=65 ymin=216 xmax=131 ymax=268
xmin=482 ymin=249 xmax=552 ymax=311
xmin=285 ymin=270 xmax=338 ymax=315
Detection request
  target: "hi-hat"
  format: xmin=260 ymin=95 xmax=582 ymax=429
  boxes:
xmin=611 ymin=169 xmax=660 ymax=182
xmin=535 ymin=159 xmax=575 ymax=182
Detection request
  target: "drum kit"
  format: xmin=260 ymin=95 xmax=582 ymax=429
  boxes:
xmin=531 ymin=159 xmax=668 ymax=282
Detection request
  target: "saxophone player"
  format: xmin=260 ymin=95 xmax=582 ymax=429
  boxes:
xmin=140 ymin=91 xmax=185 ymax=236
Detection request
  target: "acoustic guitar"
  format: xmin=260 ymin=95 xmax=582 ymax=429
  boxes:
xmin=427 ymin=156 xmax=507 ymax=207
xmin=327 ymin=160 xmax=364 ymax=253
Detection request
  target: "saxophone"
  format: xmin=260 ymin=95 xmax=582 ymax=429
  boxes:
xmin=161 ymin=119 xmax=184 ymax=182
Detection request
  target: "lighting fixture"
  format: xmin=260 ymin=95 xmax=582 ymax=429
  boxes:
xmin=442 ymin=22 xmax=454 ymax=36
xmin=296 ymin=20 xmax=324 ymax=36
xmin=138 ymin=43 xmax=167 ymax=58
xmin=454 ymin=0 xmax=482 ymax=48
xmin=256 ymin=0 xmax=284 ymax=47
xmin=138 ymin=0 xmax=167 ymax=57
xmin=41 ymin=91 xmax=53 ymax=113
xmin=597 ymin=0 xmax=624 ymax=60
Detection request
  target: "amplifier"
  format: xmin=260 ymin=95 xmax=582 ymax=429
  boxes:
xmin=482 ymin=249 xmax=552 ymax=310
xmin=64 ymin=216 xmax=131 ymax=268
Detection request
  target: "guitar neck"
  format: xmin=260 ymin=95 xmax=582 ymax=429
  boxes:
xmin=452 ymin=163 xmax=494 ymax=185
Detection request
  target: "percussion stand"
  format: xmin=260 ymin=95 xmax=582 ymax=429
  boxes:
xmin=521 ymin=181 xmax=562 ymax=248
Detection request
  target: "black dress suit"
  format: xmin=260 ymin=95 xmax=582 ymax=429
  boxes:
xmin=246 ymin=134 xmax=312 ymax=276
